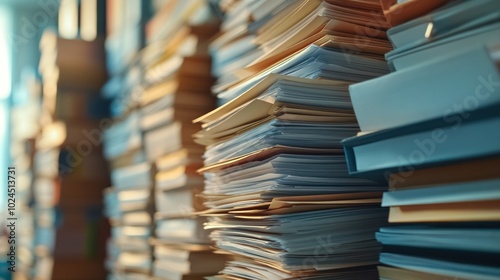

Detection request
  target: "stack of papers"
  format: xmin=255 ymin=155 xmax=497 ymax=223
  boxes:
xmin=196 ymin=77 xmax=389 ymax=276
xmin=373 ymin=158 xmax=500 ymax=280
xmin=196 ymin=0 xmax=392 ymax=275
xmin=34 ymin=30 xmax=110 ymax=279
xmin=104 ymin=162 xmax=154 ymax=275
xmin=210 ymin=0 xmax=391 ymax=104
xmin=103 ymin=1 xmax=228 ymax=279
xmin=140 ymin=1 xmax=230 ymax=279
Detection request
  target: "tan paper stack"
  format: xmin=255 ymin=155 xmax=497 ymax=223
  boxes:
xmin=35 ymin=29 xmax=110 ymax=280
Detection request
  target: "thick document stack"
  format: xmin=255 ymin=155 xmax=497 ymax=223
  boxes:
xmin=210 ymin=0 xmax=392 ymax=104
xmin=102 ymin=2 xmax=153 ymax=279
xmin=102 ymin=111 xmax=155 ymax=280
xmin=35 ymin=30 xmax=110 ymax=280
xmin=195 ymin=0 xmax=394 ymax=278
xmin=139 ymin=1 xmax=229 ymax=280
xmin=103 ymin=161 xmax=154 ymax=278
xmin=341 ymin=1 xmax=500 ymax=279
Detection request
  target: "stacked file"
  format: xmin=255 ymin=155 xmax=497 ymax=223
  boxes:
xmin=210 ymin=0 xmax=392 ymax=104
xmin=103 ymin=160 xmax=154 ymax=277
xmin=342 ymin=1 xmax=500 ymax=279
xmin=102 ymin=2 xmax=153 ymax=279
xmin=35 ymin=30 xmax=110 ymax=280
xmin=384 ymin=0 xmax=500 ymax=71
xmin=102 ymin=98 xmax=152 ymax=278
xmin=139 ymin=1 xmax=230 ymax=279
xmin=196 ymin=0 xmax=394 ymax=278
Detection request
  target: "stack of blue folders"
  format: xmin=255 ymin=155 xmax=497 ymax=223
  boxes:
xmin=341 ymin=1 xmax=500 ymax=279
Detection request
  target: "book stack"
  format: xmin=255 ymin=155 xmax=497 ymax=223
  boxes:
xmin=8 ymin=72 xmax=41 ymax=279
xmin=103 ymin=159 xmax=154 ymax=279
xmin=101 ymin=1 xmax=226 ymax=279
xmin=194 ymin=1 xmax=395 ymax=278
xmin=140 ymin=1 xmax=228 ymax=280
xmin=102 ymin=2 xmax=153 ymax=279
xmin=342 ymin=1 xmax=500 ymax=279
xmin=36 ymin=30 xmax=110 ymax=280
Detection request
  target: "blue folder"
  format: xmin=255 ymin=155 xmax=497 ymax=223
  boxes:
xmin=387 ymin=0 xmax=500 ymax=51
xmin=341 ymin=104 xmax=500 ymax=182
xmin=386 ymin=21 xmax=500 ymax=71
xmin=350 ymin=45 xmax=500 ymax=132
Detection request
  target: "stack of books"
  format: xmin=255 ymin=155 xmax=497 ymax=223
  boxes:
xmin=103 ymin=159 xmax=154 ymax=279
xmin=102 ymin=2 xmax=153 ymax=279
xmin=102 ymin=1 xmax=227 ymax=279
xmin=342 ymin=1 xmax=500 ymax=279
xmin=195 ymin=0 xmax=395 ymax=278
xmin=35 ymin=29 xmax=110 ymax=279
xmin=140 ymin=1 xmax=229 ymax=280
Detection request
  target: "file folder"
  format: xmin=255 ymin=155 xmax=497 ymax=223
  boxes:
xmin=350 ymin=45 xmax=500 ymax=132
xmin=341 ymin=104 xmax=500 ymax=182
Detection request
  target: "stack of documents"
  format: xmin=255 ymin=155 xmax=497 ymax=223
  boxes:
xmin=102 ymin=3 xmax=157 ymax=276
xmin=102 ymin=1 xmax=227 ymax=278
xmin=34 ymin=30 xmax=110 ymax=279
xmin=374 ymin=156 xmax=500 ymax=280
xmin=340 ymin=1 xmax=500 ymax=279
xmin=138 ymin=1 xmax=229 ymax=279
xmin=210 ymin=0 xmax=392 ymax=104
xmin=195 ymin=1 xmax=393 ymax=277
xmin=102 ymin=105 xmax=154 ymax=279
xmin=103 ymin=162 xmax=154 ymax=276
xmin=196 ymin=76 xmax=388 ymax=278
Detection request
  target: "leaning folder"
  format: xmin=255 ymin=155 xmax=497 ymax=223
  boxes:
xmin=350 ymin=45 xmax=500 ymax=133
xmin=341 ymin=103 xmax=500 ymax=182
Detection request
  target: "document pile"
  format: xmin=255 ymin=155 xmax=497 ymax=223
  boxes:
xmin=104 ymin=160 xmax=154 ymax=277
xmin=195 ymin=1 xmax=393 ymax=278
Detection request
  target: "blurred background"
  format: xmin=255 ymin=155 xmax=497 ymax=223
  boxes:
xmin=0 ymin=1 xmax=109 ymax=279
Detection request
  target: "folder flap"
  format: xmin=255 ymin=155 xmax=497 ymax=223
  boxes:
xmin=350 ymin=45 xmax=500 ymax=132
